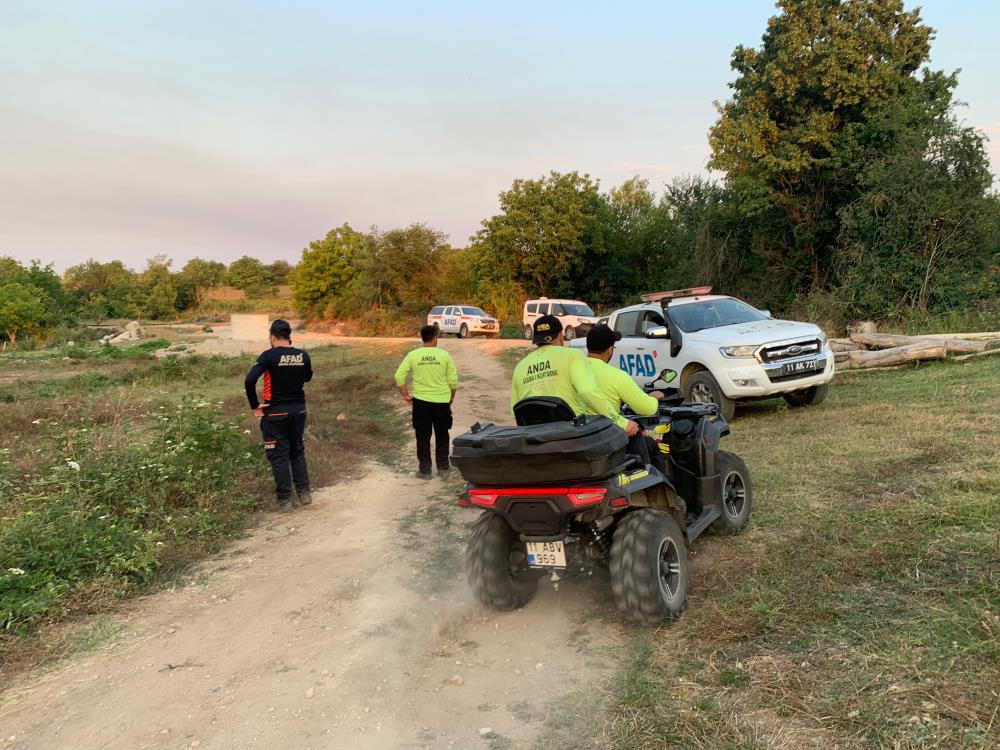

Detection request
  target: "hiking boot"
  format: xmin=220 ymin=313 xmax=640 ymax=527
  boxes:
xmin=415 ymin=471 xmax=433 ymax=480
xmin=272 ymin=499 xmax=294 ymax=513
xmin=295 ymin=489 xmax=313 ymax=507
xmin=437 ymin=467 xmax=451 ymax=477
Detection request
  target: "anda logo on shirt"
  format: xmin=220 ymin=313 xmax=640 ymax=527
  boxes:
xmin=278 ymin=353 xmax=304 ymax=366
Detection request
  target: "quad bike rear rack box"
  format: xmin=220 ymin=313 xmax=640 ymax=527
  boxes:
xmin=451 ymin=416 xmax=627 ymax=485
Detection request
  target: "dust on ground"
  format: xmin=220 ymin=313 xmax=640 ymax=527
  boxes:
xmin=0 ymin=338 xmax=627 ymax=750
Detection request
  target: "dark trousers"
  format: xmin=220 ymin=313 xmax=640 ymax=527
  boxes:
xmin=412 ymin=398 xmax=452 ymax=474
xmin=261 ymin=408 xmax=310 ymax=502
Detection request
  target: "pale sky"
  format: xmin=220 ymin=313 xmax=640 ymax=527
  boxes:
xmin=2 ymin=1 xmax=997 ymax=270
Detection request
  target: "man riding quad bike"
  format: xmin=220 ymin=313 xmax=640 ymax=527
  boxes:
xmin=451 ymin=372 xmax=751 ymax=624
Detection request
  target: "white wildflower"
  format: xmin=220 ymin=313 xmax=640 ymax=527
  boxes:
xmin=7 ymin=568 xmax=25 ymax=576
xmin=66 ymin=460 xmax=81 ymax=472
xmin=32 ymin=419 xmax=43 ymax=424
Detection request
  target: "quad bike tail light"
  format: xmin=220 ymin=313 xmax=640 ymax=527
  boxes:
xmin=465 ymin=487 xmax=607 ymax=509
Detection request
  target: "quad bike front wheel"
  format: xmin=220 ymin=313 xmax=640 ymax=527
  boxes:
xmin=711 ymin=451 xmax=753 ymax=535
xmin=466 ymin=512 xmax=539 ymax=610
xmin=610 ymin=509 xmax=688 ymax=624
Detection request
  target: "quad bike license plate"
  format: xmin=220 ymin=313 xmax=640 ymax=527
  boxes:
xmin=526 ymin=541 xmax=566 ymax=568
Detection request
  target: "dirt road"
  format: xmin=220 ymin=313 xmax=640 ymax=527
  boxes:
xmin=0 ymin=339 xmax=626 ymax=750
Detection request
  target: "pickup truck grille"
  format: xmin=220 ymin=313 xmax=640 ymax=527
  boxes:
xmin=758 ymin=338 xmax=822 ymax=363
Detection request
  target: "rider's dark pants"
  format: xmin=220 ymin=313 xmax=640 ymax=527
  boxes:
xmin=261 ymin=406 xmax=310 ymax=503
xmin=412 ymin=398 xmax=452 ymax=474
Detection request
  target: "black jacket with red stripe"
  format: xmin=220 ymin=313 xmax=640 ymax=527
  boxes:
xmin=245 ymin=346 xmax=313 ymax=413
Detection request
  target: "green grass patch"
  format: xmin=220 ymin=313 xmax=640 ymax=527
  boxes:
xmin=589 ymin=357 xmax=1000 ymax=748
xmin=0 ymin=342 xmax=400 ymax=678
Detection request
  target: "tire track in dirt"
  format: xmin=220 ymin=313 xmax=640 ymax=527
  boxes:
xmin=0 ymin=339 xmax=626 ymax=750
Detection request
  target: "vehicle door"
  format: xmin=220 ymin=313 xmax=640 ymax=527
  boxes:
xmin=611 ymin=308 xmax=666 ymax=384
xmin=441 ymin=306 xmax=460 ymax=333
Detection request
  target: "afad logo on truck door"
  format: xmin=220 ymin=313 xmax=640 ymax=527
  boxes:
xmin=618 ymin=353 xmax=657 ymax=378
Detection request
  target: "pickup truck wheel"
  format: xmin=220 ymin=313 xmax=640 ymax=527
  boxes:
xmin=711 ymin=451 xmax=752 ymax=535
xmin=783 ymin=383 xmax=829 ymax=407
xmin=563 ymin=326 xmax=575 ymax=341
xmin=523 ymin=325 xmax=533 ymax=340
xmin=466 ymin=512 xmax=539 ymax=610
xmin=610 ymin=509 xmax=688 ymax=624
xmin=684 ymin=371 xmax=736 ymax=422
xmin=458 ymin=323 xmax=469 ymax=339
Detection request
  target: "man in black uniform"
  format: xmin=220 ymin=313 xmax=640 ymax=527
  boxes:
xmin=244 ymin=319 xmax=313 ymax=510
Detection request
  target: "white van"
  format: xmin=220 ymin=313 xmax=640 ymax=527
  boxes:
xmin=522 ymin=298 xmax=598 ymax=341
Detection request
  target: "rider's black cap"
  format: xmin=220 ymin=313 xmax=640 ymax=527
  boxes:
xmin=269 ymin=319 xmax=292 ymax=339
xmin=532 ymin=314 xmax=563 ymax=344
xmin=586 ymin=323 xmax=621 ymax=353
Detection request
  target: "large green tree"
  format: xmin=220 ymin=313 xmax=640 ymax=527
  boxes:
xmin=178 ymin=258 xmax=227 ymax=307
xmin=0 ymin=283 xmax=47 ymax=346
xmin=289 ymin=224 xmax=367 ymax=318
xmin=62 ymin=259 xmax=143 ymax=320
xmin=225 ymin=256 xmax=271 ymax=295
xmin=474 ymin=171 xmax=606 ymax=298
xmin=709 ymin=0 xmax=935 ymax=296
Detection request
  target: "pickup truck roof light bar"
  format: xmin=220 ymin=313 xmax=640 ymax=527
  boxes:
xmin=639 ymin=286 xmax=713 ymax=305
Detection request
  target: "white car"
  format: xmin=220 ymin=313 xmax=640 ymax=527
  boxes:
xmin=570 ymin=287 xmax=834 ymax=420
xmin=427 ymin=305 xmax=499 ymax=338
xmin=522 ymin=298 xmax=598 ymax=341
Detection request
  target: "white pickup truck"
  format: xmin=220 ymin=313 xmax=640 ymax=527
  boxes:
xmin=571 ymin=288 xmax=835 ymax=420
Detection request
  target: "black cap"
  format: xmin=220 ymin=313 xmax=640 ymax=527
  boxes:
xmin=586 ymin=324 xmax=621 ymax=352
xmin=532 ymin=314 xmax=563 ymax=344
xmin=269 ymin=319 xmax=292 ymax=339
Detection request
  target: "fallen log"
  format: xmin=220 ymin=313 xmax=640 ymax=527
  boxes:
xmin=917 ymin=331 xmax=1000 ymax=341
xmin=849 ymin=332 xmax=987 ymax=354
xmin=829 ymin=339 xmax=862 ymax=353
xmin=952 ymin=347 xmax=1000 ymax=362
xmin=844 ymin=341 xmax=948 ymax=368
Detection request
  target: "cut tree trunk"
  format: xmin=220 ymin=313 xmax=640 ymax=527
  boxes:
xmin=916 ymin=332 xmax=1000 ymax=341
xmin=952 ymin=348 xmax=1000 ymax=362
xmin=829 ymin=339 xmax=862 ymax=353
xmin=849 ymin=332 xmax=987 ymax=354
xmin=841 ymin=342 xmax=948 ymax=369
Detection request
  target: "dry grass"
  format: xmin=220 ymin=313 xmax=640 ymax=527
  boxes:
xmin=599 ymin=358 xmax=1000 ymax=749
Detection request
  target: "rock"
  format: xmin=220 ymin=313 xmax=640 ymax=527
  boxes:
xmin=448 ymin=674 xmax=464 ymax=686
xmin=67 ymin=341 xmax=75 ymax=346
xmin=305 ymin=687 xmax=315 ymax=699
xmin=534 ymin=662 xmax=543 ymax=670
xmin=336 ymin=413 xmax=347 ymax=422
xmin=203 ymin=325 xmax=214 ymax=333
xmin=478 ymin=728 xmax=493 ymax=737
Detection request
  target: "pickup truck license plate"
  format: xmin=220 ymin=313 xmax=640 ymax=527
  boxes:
xmin=780 ymin=358 xmax=821 ymax=376
xmin=526 ymin=541 xmax=566 ymax=568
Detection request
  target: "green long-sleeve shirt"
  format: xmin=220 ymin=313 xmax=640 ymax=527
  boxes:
xmin=585 ymin=356 xmax=659 ymax=429
xmin=394 ymin=346 xmax=457 ymax=403
xmin=510 ymin=344 xmax=615 ymax=421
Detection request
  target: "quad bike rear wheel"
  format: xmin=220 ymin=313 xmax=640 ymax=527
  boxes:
xmin=711 ymin=451 xmax=752 ymax=535
xmin=610 ymin=509 xmax=688 ymax=624
xmin=466 ymin=512 xmax=539 ymax=610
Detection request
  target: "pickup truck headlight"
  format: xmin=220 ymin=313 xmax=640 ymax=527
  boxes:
xmin=719 ymin=345 xmax=757 ymax=358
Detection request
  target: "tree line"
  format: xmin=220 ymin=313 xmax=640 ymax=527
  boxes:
xmin=0 ymin=255 xmax=292 ymax=345
xmin=290 ymin=0 xmax=999 ymax=332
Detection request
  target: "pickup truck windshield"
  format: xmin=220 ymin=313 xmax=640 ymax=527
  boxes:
xmin=461 ymin=307 xmax=487 ymax=316
xmin=556 ymin=303 xmax=594 ymax=316
xmin=669 ymin=299 xmax=768 ymax=332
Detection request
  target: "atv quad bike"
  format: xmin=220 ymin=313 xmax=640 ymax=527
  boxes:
xmin=452 ymin=374 xmax=752 ymax=624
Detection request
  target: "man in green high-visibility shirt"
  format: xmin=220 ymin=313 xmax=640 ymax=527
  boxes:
xmin=583 ymin=323 xmax=665 ymax=463
xmin=510 ymin=314 xmax=620 ymax=426
xmin=395 ymin=324 xmax=459 ymax=479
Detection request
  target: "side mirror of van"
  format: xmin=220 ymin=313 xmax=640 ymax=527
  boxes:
xmin=645 ymin=326 xmax=669 ymax=339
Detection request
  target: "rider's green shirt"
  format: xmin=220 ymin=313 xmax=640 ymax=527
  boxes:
xmin=510 ymin=344 xmax=610 ymax=419
xmin=394 ymin=346 xmax=457 ymax=403
xmin=585 ymin=356 xmax=659 ymax=430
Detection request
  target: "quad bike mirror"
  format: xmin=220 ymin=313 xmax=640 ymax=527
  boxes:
xmin=657 ymin=369 xmax=678 ymax=383
xmin=645 ymin=325 xmax=669 ymax=339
